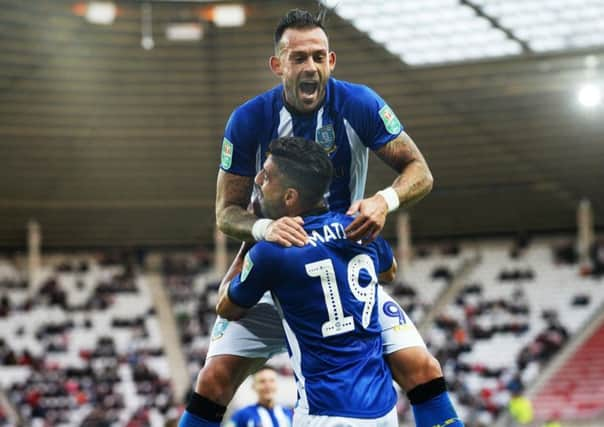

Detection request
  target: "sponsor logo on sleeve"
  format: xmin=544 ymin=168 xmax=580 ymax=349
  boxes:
xmin=221 ymin=138 xmax=233 ymax=170
xmin=379 ymin=105 xmax=402 ymax=135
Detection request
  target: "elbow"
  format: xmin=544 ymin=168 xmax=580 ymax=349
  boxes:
xmin=215 ymin=208 xmax=227 ymax=233
xmin=215 ymin=205 xmax=236 ymax=236
xmin=423 ymin=169 xmax=434 ymax=195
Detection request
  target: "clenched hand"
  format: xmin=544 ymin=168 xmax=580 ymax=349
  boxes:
xmin=345 ymin=194 xmax=389 ymax=244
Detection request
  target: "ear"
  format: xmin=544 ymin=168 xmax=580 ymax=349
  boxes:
xmin=283 ymin=188 xmax=300 ymax=207
xmin=328 ymin=51 xmax=336 ymax=72
xmin=269 ymin=55 xmax=282 ymax=77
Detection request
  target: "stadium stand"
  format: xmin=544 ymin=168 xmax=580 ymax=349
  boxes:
xmin=532 ymin=316 xmax=604 ymax=421
xmin=0 ymin=256 xmax=180 ymax=427
xmin=160 ymin=252 xmax=220 ymax=382
xmin=391 ymin=242 xmax=471 ymax=322
xmin=1 ymin=236 xmax=602 ymax=427
xmin=390 ymin=238 xmax=604 ymax=427
xmin=159 ymin=238 xmax=604 ymax=426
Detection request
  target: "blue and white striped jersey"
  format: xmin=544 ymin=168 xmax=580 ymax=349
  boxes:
xmin=228 ymin=211 xmax=398 ymax=418
xmin=226 ymin=403 xmax=293 ymax=427
xmin=219 ymin=77 xmax=404 ymax=212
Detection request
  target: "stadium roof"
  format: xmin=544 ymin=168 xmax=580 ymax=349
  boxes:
xmin=322 ymin=0 xmax=604 ymax=66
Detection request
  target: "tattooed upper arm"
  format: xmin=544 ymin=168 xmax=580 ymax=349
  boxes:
xmin=216 ymin=170 xmax=254 ymax=211
xmin=374 ymin=131 xmax=429 ymax=173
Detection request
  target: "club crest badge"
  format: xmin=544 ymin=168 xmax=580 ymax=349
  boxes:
xmin=211 ymin=318 xmax=229 ymax=341
xmin=315 ymin=124 xmax=337 ymax=155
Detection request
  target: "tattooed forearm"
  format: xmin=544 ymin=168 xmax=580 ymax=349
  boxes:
xmin=375 ymin=131 xmax=434 ymax=209
xmin=217 ymin=206 xmax=258 ymax=241
xmin=215 ymin=170 xmax=257 ymax=241
xmin=391 ymin=160 xmax=433 ymax=209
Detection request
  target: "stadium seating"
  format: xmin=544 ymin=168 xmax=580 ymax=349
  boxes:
xmin=388 ymin=241 xmax=470 ymax=323
xmin=401 ymin=238 xmax=604 ymax=427
xmin=0 ymin=256 xmax=179 ymax=427
xmin=532 ymin=318 xmax=604 ymax=421
xmin=3 ymin=237 xmax=601 ymax=427
xmin=160 ymin=253 xmax=219 ymax=380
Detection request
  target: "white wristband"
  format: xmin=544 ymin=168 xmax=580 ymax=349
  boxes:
xmin=251 ymin=218 xmax=274 ymax=241
xmin=377 ymin=187 xmax=400 ymax=213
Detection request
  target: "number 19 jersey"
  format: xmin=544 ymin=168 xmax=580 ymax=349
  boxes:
xmin=228 ymin=211 xmax=397 ymax=419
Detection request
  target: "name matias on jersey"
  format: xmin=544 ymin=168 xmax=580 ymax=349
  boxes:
xmin=307 ymin=223 xmax=347 ymax=247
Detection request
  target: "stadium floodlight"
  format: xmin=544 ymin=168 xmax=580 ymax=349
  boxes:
xmin=212 ymin=5 xmax=245 ymax=27
xmin=140 ymin=2 xmax=154 ymax=50
xmin=577 ymin=84 xmax=602 ymax=108
xmin=585 ymin=55 xmax=599 ymax=70
xmin=85 ymin=1 xmax=116 ymax=25
xmin=166 ymin=23 xmax=203 ymax=41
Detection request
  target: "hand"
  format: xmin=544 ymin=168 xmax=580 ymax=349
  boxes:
xmin=265 ymin=216 xmax=308 ymax=247
xmin=345 ymin=194 xmax=388 ymax=244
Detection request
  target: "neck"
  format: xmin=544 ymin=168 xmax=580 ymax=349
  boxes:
xmin=281 ymin=92 xmax=324 ymax=116
xmin=296 ymin=203 xmax=328 ymax=218
xmin=258 ymin=399 xmax=275 ymax=409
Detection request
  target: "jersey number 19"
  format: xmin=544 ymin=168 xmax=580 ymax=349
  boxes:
xmin=305 ymin=254 xmax=377 ymax=338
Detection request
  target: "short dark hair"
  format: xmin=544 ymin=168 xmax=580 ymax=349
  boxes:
xmin=268 ymin=137 xmax=333 ymax=208
xmin=274 ymin=8 xmax=328 ymax=51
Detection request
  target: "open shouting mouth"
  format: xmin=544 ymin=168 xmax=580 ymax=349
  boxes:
xmin=299 ymin=80 xmax=319 ymax=102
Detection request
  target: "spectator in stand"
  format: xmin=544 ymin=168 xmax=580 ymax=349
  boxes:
xmin=589 ymin=239 xmax=604 ymax=277
xmin=0 ymin=294 xmax=10 ymax=317
xmin=225 ymin=367 xmax=292 ymax=427
xmin=81 ymin=407 xmax=112 ymax=427
xmin=508 ymin=390 xmax=533 ymax=426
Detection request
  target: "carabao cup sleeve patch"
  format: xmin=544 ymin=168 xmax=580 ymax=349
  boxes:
xmin=379 ymin=105 xmax=402 ymax=135
xmin=220 ymin=137 xmax=233 ymax=169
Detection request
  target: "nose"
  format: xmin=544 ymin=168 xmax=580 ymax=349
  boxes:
xmin=302 ymin=57 xmax=318 ymax=74
xmin=254 ymin=170 xmax=263 ymax=186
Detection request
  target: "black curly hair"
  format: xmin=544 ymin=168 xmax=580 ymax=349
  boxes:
xmin=268 ymin=136 xmax=333 ymax=208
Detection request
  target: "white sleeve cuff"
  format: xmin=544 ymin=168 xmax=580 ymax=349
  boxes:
xmin=251 ymin=219 xmax=273 ymax=241
xmin=377 ymin=187 xmax=400 ymax=213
